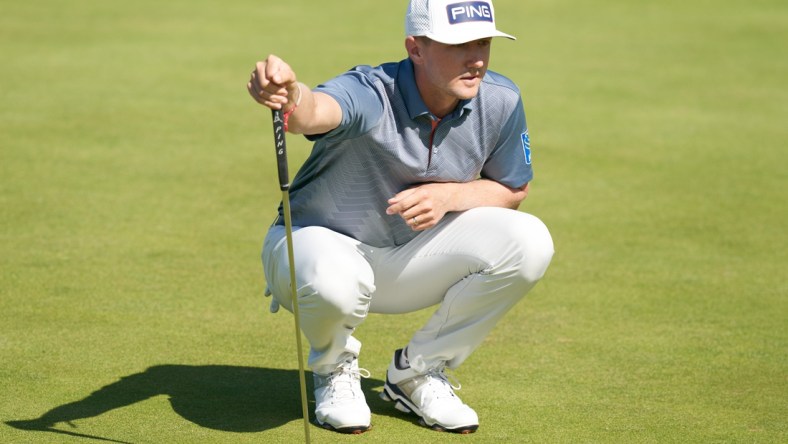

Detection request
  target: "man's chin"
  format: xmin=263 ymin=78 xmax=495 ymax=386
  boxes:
xmin=446 ymin=84 xmax=476 ymax=99
xmin=456 ymin=88 xmax=480 ymax=100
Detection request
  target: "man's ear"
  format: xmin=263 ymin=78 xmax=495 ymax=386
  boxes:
xmin=405 ymin=36 xmax=424 ymax=64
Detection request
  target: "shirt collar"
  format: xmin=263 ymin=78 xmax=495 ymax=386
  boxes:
xmin=396 ymin=58 xmax=474 ymax=121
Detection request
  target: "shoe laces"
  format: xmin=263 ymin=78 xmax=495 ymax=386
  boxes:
xmin=424 ymin=366 xmax=462 ymax=398
xmin=326 ymin=360 xmax=370 ymax=400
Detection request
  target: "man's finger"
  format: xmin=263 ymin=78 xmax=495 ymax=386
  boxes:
xmin=386 ymin=188 xmax=418 ymax=214
xmin=264 ymin=57 xmax=296 ymax=88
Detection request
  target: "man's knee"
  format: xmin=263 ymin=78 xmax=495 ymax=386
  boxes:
xmin=299 ymin=257 xmax=373 ymax=317
xmin=465 ymin=208 xmax=554 ymax=284
xmin=512 ymin=213 xmax=554 ymax=283
xmin=292 ymin=227 xmax=375 ymax=318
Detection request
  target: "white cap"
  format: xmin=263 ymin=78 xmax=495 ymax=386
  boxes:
xmin=405 ymin=0 xmax=515 ymax=45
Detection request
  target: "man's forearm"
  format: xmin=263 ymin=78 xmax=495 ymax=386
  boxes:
xmin=443 ymin=179 xmax=529 ymax=211
xmin=284 ymin=83 xmax=342 ymax=136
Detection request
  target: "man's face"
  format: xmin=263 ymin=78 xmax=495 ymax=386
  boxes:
xmin=418 ymin=38 xmax=492 ymax=102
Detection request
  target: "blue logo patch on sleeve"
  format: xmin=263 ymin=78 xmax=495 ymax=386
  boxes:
xmin=521 ymin=131 xmax=531 ymax=165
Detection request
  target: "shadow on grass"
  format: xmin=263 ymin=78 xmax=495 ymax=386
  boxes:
xmin=6 ymin=364 xmax=387 ymax=442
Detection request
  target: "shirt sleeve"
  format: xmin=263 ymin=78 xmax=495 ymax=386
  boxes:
xmin=480 ymin=96 xmax=533 ymax=188
xmin=306 ymin=67 xmax=384 ymax=143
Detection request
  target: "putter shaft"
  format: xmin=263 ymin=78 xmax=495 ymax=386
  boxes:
xmin=272 ymin=109 xmax=311 ymax=443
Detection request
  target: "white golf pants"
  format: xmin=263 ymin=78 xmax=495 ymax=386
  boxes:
xmin=262 ymin=207 xmax=554 ymax=375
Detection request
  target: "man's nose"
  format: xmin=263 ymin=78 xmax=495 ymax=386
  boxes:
xmin=467 ymin=57 xmax=484 ymax=69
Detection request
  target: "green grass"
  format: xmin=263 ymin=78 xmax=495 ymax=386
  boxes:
xmin=1 ymin=0 xmax=786 ymax=442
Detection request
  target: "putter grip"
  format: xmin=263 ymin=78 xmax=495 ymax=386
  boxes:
xmin=271 ymin=109 xmax=289 ymax=191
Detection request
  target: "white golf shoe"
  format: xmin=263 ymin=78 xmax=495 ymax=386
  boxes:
xmin=381 ymin=349 xmax=479 ymax=433
xmin=313 ymin=357 xmax=371 ymax=434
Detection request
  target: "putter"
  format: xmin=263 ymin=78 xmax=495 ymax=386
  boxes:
xmin=271 ymin=109 xmax=311 ymax=443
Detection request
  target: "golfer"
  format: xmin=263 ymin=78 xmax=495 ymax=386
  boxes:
xmin=247 ymin=0 xmax=554 ymax=434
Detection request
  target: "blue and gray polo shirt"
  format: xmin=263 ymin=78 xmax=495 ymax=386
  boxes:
xmin=278 ymin=57 xmax=532 ymax=248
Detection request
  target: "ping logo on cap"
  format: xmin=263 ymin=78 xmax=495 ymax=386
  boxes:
xmin=446 ymin=1 xmax=493 ymax=25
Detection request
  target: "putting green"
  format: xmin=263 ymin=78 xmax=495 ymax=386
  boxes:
xmin=1 ymin=0 xmax=785 ymax=442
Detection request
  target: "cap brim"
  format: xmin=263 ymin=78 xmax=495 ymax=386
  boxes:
xmin=426 ymin=30 xmax=516 ymax=45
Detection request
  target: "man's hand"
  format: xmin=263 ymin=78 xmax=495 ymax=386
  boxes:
xmin=247 ymin=54 xmax=300 ymax=111
xmin=246 ymin=55 xmax=342 ymax=135
xmin=386 ymin=183 xmax=455 ymax=231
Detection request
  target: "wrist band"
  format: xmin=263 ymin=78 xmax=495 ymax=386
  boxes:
xmin=283 ymin=83 xmax=303 ymax=132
